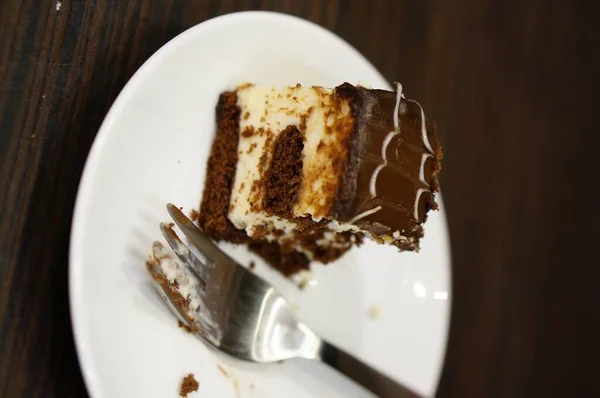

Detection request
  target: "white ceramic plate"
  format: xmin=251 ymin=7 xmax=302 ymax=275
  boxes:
xmin=70 ymin=11 xmax=451 ymax=398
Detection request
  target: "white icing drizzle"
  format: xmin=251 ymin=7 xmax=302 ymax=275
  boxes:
xmin=369 ymin=164 xmax=384 ymax=196
xmin=393 ymin=82 xmax=403 ymax=130
xmin=414 ymin=188 xmax=427 ymax=220
xmin=407 ymin=99 xmax=434 ymax=154
xmin=419 ymin=153 xmax=433 ymax=185
xmin=349 ymin=206 xmax=383 ymax=224
xmin=380 ymin=130 xmax=396 ymax=159
xmin=369 ymin=83 xmax=404 ymax=197
xmin=409 ymin=99 xmax=435 ymax=220
xmin=367 ymin=82 xmax=437 ymax=224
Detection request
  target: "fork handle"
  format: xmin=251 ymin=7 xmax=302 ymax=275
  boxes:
xmin=319 ymin=341 xmax=426 ymax=398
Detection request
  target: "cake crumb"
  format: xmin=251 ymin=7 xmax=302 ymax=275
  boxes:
xmin=178 ymin=320 xmax=193 ymax=333
xmin=217 ymin=364 xmax=241 ymax=397
xmin=369 ymin=304 xmax=381 ymax=319
xmin=298 ymin=279 xmax=309 ymax=290
xmin=248 ymin=261 xmax=255 ymax=269
xmin=297 ymin=270 xmax=313 ymax=290
xmin=233 ymin=377 xmax=240 ymax=397
xmin=179 ymin=373 xmax=199 ymax=397
xmin=217 ymin=364 xmax=229 ymax=377
xmin=189 ymin=209 xmax=199 ymax=222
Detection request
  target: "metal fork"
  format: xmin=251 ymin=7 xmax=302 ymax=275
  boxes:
xmin=146 ymin=203 xmax=424 ymax=398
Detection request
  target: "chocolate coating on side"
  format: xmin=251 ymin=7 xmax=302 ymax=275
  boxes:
xmin=332 ymin=83 xmax=443 ymax=244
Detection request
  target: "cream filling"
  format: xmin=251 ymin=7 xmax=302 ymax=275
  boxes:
xmin=229 ymin=85 xmax=348 ymax=242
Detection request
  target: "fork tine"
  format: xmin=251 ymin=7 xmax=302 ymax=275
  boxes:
xmin=145 ymin=257 xmax=198 ymax=331
xmin=160 ymin=222 xmax=209 ymax=285
xmin=166 ymin=203 xmax=230 ymax=264
xmin=146 ymin=242 xmax=224 ymax=345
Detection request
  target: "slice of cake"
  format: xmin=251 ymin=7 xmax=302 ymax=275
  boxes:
xmin=198 ymin=82 xmax=442 ymax=276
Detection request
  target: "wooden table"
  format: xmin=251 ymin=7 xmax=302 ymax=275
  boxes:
xmin=1 ymin=1 xmax=597 ymax=396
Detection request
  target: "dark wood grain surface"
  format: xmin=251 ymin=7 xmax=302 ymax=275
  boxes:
xmin=1 ymin=1 xmax=598 ymax=397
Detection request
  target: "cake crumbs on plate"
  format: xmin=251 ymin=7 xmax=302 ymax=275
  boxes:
xmin=217 ymin=364 xmax=241 ymax=398
xmin=298 ymin=279 xmax=308 ymax=289
xmin=368 ymin=304 xmax=381 ymax=319
xmin=233 ymin=377 xmax=241 ymax=397
xmin=179 ymin=373 xmax=199 ymax=397
xmin=217 ymin=364 xmax=229 ymax=377
xmin=296 ymin=270 xmax=313 ymax=289
xmin=248 ymin=261 xmax=255 ymax=269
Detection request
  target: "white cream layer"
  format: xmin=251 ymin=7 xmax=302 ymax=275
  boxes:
xmin=229 ymin=85 xmax=351 ymax=241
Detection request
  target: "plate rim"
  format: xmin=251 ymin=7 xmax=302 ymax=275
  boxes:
xmin=69 ymin=10 xmax=452 ymax=397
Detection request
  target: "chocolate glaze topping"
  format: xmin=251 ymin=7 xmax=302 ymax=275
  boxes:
xmin=332 ymin=83 xmax=442 ymax=245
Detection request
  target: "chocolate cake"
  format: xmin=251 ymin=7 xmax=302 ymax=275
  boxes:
xmin=198 ymin=82 xmax=442 ymax=276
